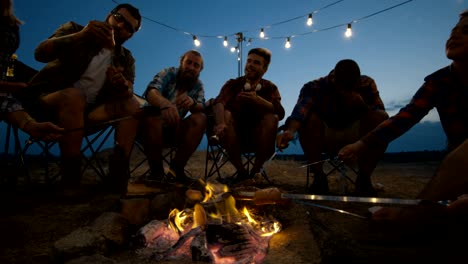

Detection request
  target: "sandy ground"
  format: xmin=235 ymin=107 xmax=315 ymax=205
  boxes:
xmin=0 ymin=149 xmax=457 ymax=264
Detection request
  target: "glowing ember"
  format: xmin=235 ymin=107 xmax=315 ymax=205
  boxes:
xmin=135 ymin=181 xmax=281 ymax=263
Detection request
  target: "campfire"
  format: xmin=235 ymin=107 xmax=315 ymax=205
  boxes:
xmin=133 ymin=181 xmax=282 ymax=263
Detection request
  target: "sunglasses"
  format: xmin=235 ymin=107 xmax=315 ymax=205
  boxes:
xmin=112 ymin=12 xmax=136 ymax=34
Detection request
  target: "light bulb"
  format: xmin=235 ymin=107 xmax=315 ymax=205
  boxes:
xmin=260 ymin=28 xmax=265 ymax=38
xmin=223 ymin=36 xmax=228 ymax=47
xmin=230 ymin=46 xmax=236 ymax=52
xmin=307 ymin=14 xmax=313 ymax=26
xmin=285 ymin=37 xmax=291 ymax=49
xmin=345 ymin=24 xmax=352 ymax=38
xmin=193 ymin=36 xmax=201 ymax=46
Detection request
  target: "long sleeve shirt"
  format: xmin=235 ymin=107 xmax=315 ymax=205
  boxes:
xmin=362 ymin=65 xmax=468 ymax=150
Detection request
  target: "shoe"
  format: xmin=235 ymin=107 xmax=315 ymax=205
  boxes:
xmin=167 ymin=167 xmax=196 ymax=185
xmin=308 ymin=173 xmax=329 ymax=194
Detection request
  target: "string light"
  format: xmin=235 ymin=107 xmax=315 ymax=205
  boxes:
xmin=246 ymin=38 xmax=252 ymax=46
xmin=284 ymin=37 xmax=291 ymax=49
xmin=230 ymin=46 xmax=237 ymax=53
xmin=307 ymin=14 xmax=313 ymax=26
xmin=344 ymin=23 xmax=352 ymax=38
xmin=111 ymin=0 xmax=414 ymax=50
xmin=193 ymin=35 xmax=201 ymax=46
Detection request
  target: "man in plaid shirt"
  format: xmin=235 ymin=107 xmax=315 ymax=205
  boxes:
xmin=340 ymin=10 xmax=468 ymax=211
xmin=277 ymin=59 xmax=388 ymax=195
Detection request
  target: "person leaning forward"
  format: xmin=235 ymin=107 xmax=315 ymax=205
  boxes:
xmin=18 ymin=3 xmax=143 ymax=196
xmin=338 ymin=10 xmax=468 ymax=223
xmin=276 ymin=59 xmax=389 ymax=196
xmin=212 ymin=47 xmax=285 ymax=185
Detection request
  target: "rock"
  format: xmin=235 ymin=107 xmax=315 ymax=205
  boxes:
xmin=54 ymin=212 xmax=129 ymax=262
xmin=120 ymin=197 xmax=150 ymax=226
xmin=54 ymin=227 xmax=106 ymax=262
xmin=90 ymin=212 xmax=129 ymax=246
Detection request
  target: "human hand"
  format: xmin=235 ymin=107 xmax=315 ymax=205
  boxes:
xmin=25 ymin=121 xmax=64 ymax=142
xmin=447 ymin=194 xmax=468 ymax=215
xmin=106 ymin=66 xmax=131 ymax=99
xmin=161 ymin=103 xmax=180 ymax=126
xmin=213 ymin=122 xmax=227 ymax=139
xmin=0 ymin=81 xmax=28 ymax=93
xmin=338 ymin=140 xmax=367 ymax=162
xmin=175 ymin=93 xmax=196 ymax=110
xmin=81 ymin=20 xmax=115 ymax=49
xmin=276 ymin=130 xmax=295 ymax=151
xmin=237 ymin=91 xmax=258 ymax=104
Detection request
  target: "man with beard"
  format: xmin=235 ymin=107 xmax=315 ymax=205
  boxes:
xmin=20 ymin=3 xmax=142 ymax=196
xmin=212 ymin=47 xmax=285 ymax=184
xmin=141 ymin=50 xmax=206 ymax=183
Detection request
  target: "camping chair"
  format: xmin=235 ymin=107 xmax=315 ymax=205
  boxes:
xmin=305 ymin=153 xmax=358 ymax=194
xmin=204 ymin=138 xmax=271 ymax=183
xmin=21 ymin=125 xmax=115 ymax=185
xmin=0 ymin=123 xmax=28 ymax=186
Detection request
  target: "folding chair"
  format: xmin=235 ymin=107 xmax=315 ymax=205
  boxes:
xmin=305 ymin=153 xmax=357 ymax=194
xmin=0 ymin=123 xmax=28 ymax=186
xmin=129 ymin=139 xmax=179 ymax=181
xmin=204 ymin=134 xmax=272 ymax=183
xmin=21 ymin=125 xmax=115 ymax=185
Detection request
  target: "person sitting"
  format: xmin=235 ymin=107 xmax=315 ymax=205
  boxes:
xmin=141 ymin=50 xmax=206 ymax=184
xmin=212 ymin=47 xmax=285 ymax=184
xmin=277 ymin=59 xmax=388 ymax=195
xmin=18 ymin=3 xmax=143 ymax=196
xmin=339 ymin=10 xmax=468 ymax=221
xmin=1 ymin=0 xmax=62 ymax=141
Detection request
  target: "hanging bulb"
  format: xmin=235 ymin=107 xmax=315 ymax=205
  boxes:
xmin=345 ymin=24 xmax=352 ymax=38
xmin=246 ymin=38 xmax=252 ymax=46
xmin=193 ymin=35 xmax=201 ymax=46
xmin=230 ymin=46 xmax=236 ymax=53
xmin=307 ymin=14 xmax=313 ymax=26
xmin=285 ymin=37 xmax=291 ymax=49
xmin=259 ymin=28 xmax=265 ymax=38
xmin=223 ymin=36 xmax=228 ymax=47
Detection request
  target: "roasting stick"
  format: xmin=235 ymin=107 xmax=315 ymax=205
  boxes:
xmin=234 ymin=187 xmax=450 ymax=207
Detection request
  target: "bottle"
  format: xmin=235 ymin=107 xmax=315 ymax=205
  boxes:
xmin=4 ymin=53 xmax=17 ymax=81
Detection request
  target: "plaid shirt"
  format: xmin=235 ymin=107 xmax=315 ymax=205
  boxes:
xmin=362 ymin=65 xmax=468 ymax=150
xmin=287 ymin=72 xmax=385 ymax=129
xmin=144 ymin=67 xmax=205 ymax=119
